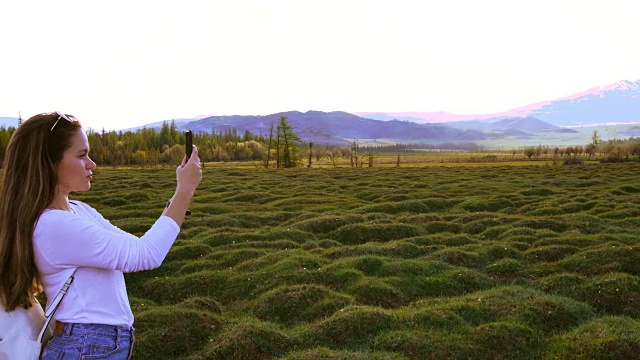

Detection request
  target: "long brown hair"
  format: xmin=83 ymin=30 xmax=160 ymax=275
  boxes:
xmin=0 ymin=112 xmax=82 ymax=310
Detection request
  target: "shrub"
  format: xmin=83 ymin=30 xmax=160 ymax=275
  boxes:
xmin=600 ymin=154 xmax=627 ymax=163
xmin=563 ymin=156 xmax=583 ymax=165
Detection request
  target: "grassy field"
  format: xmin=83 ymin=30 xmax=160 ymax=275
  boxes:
xmin=71 ymin=162 xmax=640 ymax=359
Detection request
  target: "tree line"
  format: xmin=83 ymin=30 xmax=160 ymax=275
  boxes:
xmin=0 ymin=121 xmax=638 ymax=168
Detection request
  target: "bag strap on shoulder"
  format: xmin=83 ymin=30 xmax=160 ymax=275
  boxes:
xmin=37 ymin=269 xmax=77 ymax=343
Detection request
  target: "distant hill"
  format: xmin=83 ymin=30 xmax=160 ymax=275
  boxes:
xmin=356 ymin=79 xmax=640 ymax=127
xmin=449 ymin=116 xmax=577 ymax=133
xmin=0 ymin=117 xmax=18 ymax=128
xmin=137 ymin=111 xmax=488 ymax=145
xmin=444 ymin=116 xmax=578 ymax=141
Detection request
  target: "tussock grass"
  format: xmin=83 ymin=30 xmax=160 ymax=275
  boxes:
xmin=303 ymin=306 xmax=399 ymax=347
xmin=134 ymin=306 xmax=223 ymax=360
xmin=192 ymin=319 xmax=296 ymax=360
xmin=291 ymin=214 xmax=367 ymax=234
xmin=253 ymin=284 xmax=353 ymax=325
xmin=278 ymin=347 xmax=409 ymax=360
xmin=69 ymin=164 xmax=640 ymax=359
xmin=544 ymin=316 xmax=640 ymax=359
xmin=329 ymin=223 xmax=423 ymax=245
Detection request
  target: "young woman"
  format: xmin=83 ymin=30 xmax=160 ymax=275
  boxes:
xmin=0 ymin=112 xmax=202 ymax=359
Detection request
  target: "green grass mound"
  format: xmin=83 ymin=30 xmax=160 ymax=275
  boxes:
xmin=412 ymin=233 xmax=477 ymax=247
xmin=252 ymin=284 xmax=353 ymax=325
xmin=205 ymin=248 xmax=268 ymax=268
xmin=458 ymin=197 xmax=515 ymax=212
xmin=134 ymin=306 xmax=223 ymax=360
xmin=430 ymin=248 xmax=485 ymax=268
xmin=514 ymin=217 xmax=568 ymax=233
xmin=323 ymin=241 xmax=435 ymax=259
xmin=400 ymin=307 xmax=466 ymax=330
xmin=391 ymin=268 xmax=494 ymax=300
xmin=473 ymin=322 xmax=542 ymax=359
xmin=329 ymin=223 xmax=423 ymax=245
xmin=545 ymin=316 xmax=640 ymax=359
xmin=356 ymin=200 xmax=432 ymax=214
xmin=574 ymin=272 xmax=640 ymax=317
xmin=193 ymin=319 xmax=295 ymax=360
xmin=291 ymin=214 xmax=367 ymax=234
xmin=555 ymin=243 xmax=640 ymax=275
xmin=347 ymin=277 xmax=406 ymax=308
xmin=137 ymin=270 xmax=230 ymax=304
xmin=278 ymin=347 xmax=409 ymax=360
xmin=520 ymin=188 xmax=557 ymax=196
xmin=179 ymin=296 xmax=222 ymax=315
xmin=165 ymin=244 xmax=213 ymax=263
xmin=524 ymin=245 xmax=580 ymax=262
xmin=417 ymin=286 xmax=595 ymax=334
xmin=423 ymin=221 xmax=462 ymax=234
xmin=304 ymin=306 xmax=399 ymax=348
xmin=536 ymin=273 xmax=586 ymax=296
xmin=374 ymin=330 xmax=478 ymax=360
xmin=485 ymin=258 xmax=526 ymax=277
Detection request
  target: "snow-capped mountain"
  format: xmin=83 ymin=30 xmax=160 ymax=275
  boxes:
xmin=357 ymin=79 xmax=640 ymax=127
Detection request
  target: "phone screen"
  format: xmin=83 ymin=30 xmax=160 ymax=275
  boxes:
xmin=185 ymin=130 xmax=193 ymax=159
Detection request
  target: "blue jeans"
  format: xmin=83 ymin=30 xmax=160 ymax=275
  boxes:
xmin=41 ymin=323 xmax=135 ymax=360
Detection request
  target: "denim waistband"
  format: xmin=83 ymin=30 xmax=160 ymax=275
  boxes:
xmin=57 ymin=322 xmax=134 ymax=338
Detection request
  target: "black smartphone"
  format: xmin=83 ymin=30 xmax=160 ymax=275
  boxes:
xmin=185 ymin=130 xmax=193 ymax=159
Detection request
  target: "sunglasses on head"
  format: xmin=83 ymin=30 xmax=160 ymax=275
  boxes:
xmin=51 ymin=111 xmax=79 ymax=131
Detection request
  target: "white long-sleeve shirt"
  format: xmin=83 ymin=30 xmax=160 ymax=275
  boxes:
xmin=33 ymin=201 xmax=180 ymax=327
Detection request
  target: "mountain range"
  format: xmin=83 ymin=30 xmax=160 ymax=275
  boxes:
xmin=3 ymin=80 xmax=639 ymax=146
xmin=356 ymin=79 xmax=640 ymax=127
xmin=140 ymin=79 xmax=639 ymax=146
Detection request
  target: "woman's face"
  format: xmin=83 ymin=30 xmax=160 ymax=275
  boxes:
xmin=55 ymin=129 xmax=96 ymax=195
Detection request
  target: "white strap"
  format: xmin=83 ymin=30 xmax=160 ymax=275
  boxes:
xmin=36 ymin=270 xmax=77 ymax=343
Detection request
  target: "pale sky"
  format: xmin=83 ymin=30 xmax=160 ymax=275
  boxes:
xmin=1 ymin=0 xmax=639 ymax=130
